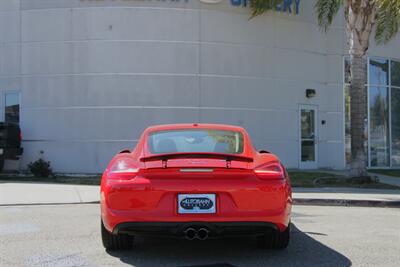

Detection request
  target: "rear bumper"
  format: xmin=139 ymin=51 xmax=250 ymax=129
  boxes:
xmin=101 ymin=177 xmax=292 ymax=234
xmin=113 ymin=221 xmax=280 ymax=237
xmin=102 ymin=200 xmax=291 ymax=235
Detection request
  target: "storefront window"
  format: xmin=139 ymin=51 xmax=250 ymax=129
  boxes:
xmin=345 ymin=58 xmax=351 ymax=84
xmin=392 ymin=61 xmax=400 ymax=167
xmin=5 ymin=92 xmax=20 ymax=124
xmin=392 ymin=88 xmax=400 ymax=167
xmin=369 ymin=59 xmax=389 ymax=86
xmin=391 ymin=61 xmax=400 ymax=87
xmin=344 ymin=85 xmax=351 ymax=163
xmin=369 ymin=87 xmax=390 ymax=167
xmin=345 ymin=57 xmax=400 ymax=167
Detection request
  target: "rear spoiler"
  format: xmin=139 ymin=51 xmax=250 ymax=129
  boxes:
xmin=140 ymin=152 xmax=253 ymax=166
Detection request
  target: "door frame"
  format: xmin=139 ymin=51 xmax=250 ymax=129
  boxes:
xmin=299 ymin=104 xmax=319 ymax=169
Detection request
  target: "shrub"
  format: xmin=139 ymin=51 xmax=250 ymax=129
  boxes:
xmin=28 ymin=159 xmax=53 ymax=178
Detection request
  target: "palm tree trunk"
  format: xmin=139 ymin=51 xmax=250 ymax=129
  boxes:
xmin=349 ymin=55 xmax=368 ymax=177
xmin=346 ymin=0 xmax=377 ymax=177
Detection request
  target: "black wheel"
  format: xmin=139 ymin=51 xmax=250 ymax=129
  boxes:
xmin=257 ymin=224 xmax=290 ymax=250
xmin=274 ymin=224 xmax=290 ymax=249
xmin=101 ymin=220 xmax=134 ymax=251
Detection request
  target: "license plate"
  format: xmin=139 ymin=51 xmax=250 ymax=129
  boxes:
xmin=178 ymin=194 xmax=216 ymax=214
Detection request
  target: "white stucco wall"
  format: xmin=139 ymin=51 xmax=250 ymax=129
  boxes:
xmin=0 ymin=0 xmax=398 ymax=173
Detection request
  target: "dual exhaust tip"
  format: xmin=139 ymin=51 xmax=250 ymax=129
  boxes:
xmin=184 ymin=227 xmax=210 ymax=240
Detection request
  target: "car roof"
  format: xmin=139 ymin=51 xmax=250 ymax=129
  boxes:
xmin=144 ymin=123 xmax=246 ymax=133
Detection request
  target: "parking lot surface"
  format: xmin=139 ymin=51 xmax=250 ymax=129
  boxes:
xmin=0 ymin=204 xmax=399 ymax=267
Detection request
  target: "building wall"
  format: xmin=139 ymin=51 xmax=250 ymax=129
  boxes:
xmin=0 ymin=0 xmax=397 ymax=173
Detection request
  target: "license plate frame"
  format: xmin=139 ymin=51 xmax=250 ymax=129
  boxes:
xmin=178 ymin=194 xmax=216 ymax=214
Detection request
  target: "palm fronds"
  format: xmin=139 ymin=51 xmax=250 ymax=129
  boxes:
xmin=375 ymin=0 xmax=400 ymax=43
xmin=315 ymin=0 xmax=343 ymax=31
xmin=250 ymin=0 xmax=285 ymax=17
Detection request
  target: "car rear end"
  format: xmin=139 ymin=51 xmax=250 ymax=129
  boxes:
xmin=100 ymin=124 xmax=292 ymax=249
xmin=102 ymin=165 xmax=291 ymax=232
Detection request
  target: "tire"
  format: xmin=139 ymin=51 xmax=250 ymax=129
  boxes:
xmin=257 ymin=224 xmax=290 ymax=250
xmin=101 ymin=220 xmax=134 ymax=251
xmin=274 ymin=224 xmax=290 ymax=249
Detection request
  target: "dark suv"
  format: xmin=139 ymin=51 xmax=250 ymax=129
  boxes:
xmin=0 ymin=122 xmax=23 ymax=171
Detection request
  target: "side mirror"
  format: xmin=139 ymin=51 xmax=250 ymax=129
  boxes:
xmin=118 ymin=149 xmax=131 ymax=154
xmin=258 ymin=150 xmax=270 ymax=154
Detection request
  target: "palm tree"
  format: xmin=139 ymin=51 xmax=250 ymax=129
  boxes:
xmin=251 ymin=0 xmax=400 ymax=177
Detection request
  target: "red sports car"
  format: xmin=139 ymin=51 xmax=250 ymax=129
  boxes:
xmin=101 ymin=124 xmax=292 ymax=250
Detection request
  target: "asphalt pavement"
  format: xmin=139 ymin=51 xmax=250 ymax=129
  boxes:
xmin=0 ymin=204 xmax=399 ymax=267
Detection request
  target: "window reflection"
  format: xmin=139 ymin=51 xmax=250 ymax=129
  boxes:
xmin=369 ymin=59 xmax=389 ymax=86
xmin=345 ymin=57 xmax=400 ymax=167
xmin=301 ymin=110 xmax=315 ymax=140
xmin=344 ymin=85 xmax=351 ymax=163
xmin=301 ymin=109 xmax=315 ymax=162
xmin=392 ymin=89 xmax=400 ymax=166
xmin=391 ymin=61 xmax=400 ymax=87
xmin=345 ymin=58 xmax=351 ymax=84
xmin=369 ymin=87 xmax=390 ymax=167
xmin=5 ymin=93 xmax=20 ymax=124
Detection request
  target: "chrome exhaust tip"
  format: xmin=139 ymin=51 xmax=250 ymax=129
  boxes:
xmin=184 ymin=228 xmax=197 ymax=240
xmin=197 ymin=228 xmax=210 ymax=241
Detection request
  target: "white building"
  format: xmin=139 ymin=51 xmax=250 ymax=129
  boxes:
xmin=0 ymin=0 xmax=399 ymax=173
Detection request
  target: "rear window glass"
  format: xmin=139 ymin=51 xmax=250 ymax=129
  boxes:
xmin=148 ymin=129 xmax=244 ymax=154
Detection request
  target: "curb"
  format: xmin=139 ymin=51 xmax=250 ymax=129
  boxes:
xmin=293 ymin=198 xmax=400 ymax=208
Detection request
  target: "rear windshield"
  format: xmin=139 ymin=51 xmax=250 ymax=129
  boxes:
xmin=148 ymin=129 xmax=244 ymax=154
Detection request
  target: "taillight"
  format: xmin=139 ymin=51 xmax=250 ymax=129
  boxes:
xmin=108 ymin=158 xmax=139 ymax=180
xmin=254 ymin=162 xmax=285 ymax=180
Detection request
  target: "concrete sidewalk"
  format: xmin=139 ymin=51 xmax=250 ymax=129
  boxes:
xmin=368 ymin=173 xmax=400 ymax=187
xmin=1 ymin=181 xmax=400 ymax=207
xmin=0 ymin=182 xmax=99 ymax=206
xmin=293 ymin=187 xmax=400 ymax=207
xmin=314 ymin=169 xmax=400 ymax=188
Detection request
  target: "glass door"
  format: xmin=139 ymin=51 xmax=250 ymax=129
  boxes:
xmin=299 ymin=105 xmax=318 ymax=169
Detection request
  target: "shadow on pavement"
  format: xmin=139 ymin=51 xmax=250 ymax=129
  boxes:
xmin=107 ymin=224 xmax=351 ymax=267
